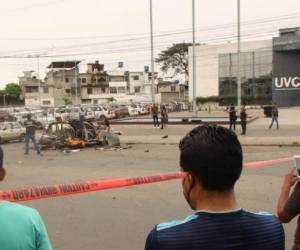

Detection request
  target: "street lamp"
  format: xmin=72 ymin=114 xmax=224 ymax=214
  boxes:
xmin=237 ymin=0 xmax=241 ymax=107
xmin=150 ymin=0 xmax=155 ymax=103
xmin=192 ymin=0 xmax=197 ymax=116
xmin=3 ymin=94 xmax=7 ymax=106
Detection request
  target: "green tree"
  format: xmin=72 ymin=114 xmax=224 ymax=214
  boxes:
xmin=4 ymin=83 xmax=21 ymax=98
xmin=63 ymin=97 xmax=72 ymax=106
xmin=156 ymin=43 xmax=193 ymax=77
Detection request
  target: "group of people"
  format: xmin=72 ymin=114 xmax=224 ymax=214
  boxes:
xmin=228 ymin=104 xmax=248 ymax=135
xmin=151 ymin=104 xmax=169 ymax=138
xmin=0 ymin=125 xmax=299 ymax=249
xmin=228 ymin=102 xmax=280 ymax=135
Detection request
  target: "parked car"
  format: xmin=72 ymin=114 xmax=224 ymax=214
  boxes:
xmin=87 ymin=106 xmax=114 ymax=120
xmin=55 ymin=107 xmax=93 ymax=121
xmin=0 ymin=122 xmax=26 ymax=143
xmin=127 ymin=105 xmax=139 ymax=116
xmin=111 ymin=105 xmax=129 ymax=119
xmin=0 ymin=111 xmax=16 ymax=122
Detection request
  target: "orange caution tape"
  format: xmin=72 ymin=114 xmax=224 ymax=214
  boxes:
xmin=0 ymin=173 xmax=183 ymax=202
xmin=243 ymin=157 xmax=293 ymax=169
xmin=0 ymin=157 xmax=294 ymax=202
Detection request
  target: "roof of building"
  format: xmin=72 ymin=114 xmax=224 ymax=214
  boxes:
xmin=47 ymin=61 xmax=81 ymax=69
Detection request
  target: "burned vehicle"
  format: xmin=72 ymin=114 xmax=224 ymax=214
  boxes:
xmin=39 ymin=120 xmax=120 ymax=150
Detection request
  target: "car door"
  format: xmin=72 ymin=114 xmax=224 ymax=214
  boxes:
xmin=2 ymin=123 xmax=14 ymax=141
xmin=12 ymin=122 xmax=24 ymax=140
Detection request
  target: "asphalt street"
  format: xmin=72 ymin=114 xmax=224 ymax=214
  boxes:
xmin=0 ymin=140 xmax=298 ymax=250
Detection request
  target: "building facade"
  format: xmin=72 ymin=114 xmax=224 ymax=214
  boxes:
xmin=273 ymin=27 xmax=300 ymax=106
xmin=188 ymin=40 xmax=272 ymax=102
xmin=157 ymin=80 xmax=188 ymax=103
xmin=20 ymin=61 xmax=159 ymax=107
xmin=188 ymin=27 xmax=300 ymax=107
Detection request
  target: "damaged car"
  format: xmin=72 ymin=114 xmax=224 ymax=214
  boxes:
xmin=39 ymin=120 xmax=120 ymax=150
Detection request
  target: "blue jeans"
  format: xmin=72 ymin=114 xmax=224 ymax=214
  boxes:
xmin=25 ymin=134 xmax=40 ymax=154
xmin=269 ymin=116 xmax=279 ymax=129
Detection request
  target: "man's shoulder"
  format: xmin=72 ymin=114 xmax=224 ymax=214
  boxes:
xmin=0 ymin=201 xmax=40 ymax=218
xmin=145 ymin=210 xmax=283 ymax=250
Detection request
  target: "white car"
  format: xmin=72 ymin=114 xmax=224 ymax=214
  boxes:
xmin=88 ymin=106 xmax=113 ymax=119
xmin=135 ymin=104 xmax=148 ymax=115
xmin=127 ymin=105 xmax=139 ymax=116
xmin=55 ymin=107 xmax=94 ymax=121
xmin=0 ymin=122 xmax=26 ymax=143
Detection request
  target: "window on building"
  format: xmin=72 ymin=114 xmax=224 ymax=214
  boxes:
xmin=171 ymin=86 xmax=176 ymax=92
xmin=43 ymin=87 xmax=49 ymax=94
xmin=101 ymin=87 xmax=106 ymax=93
xmin=133 ymin=75 xmax=139 ymax=81
xmin=134 ymin=86 xmax=141 ymax=93
xmin=118 ymin=87 xmax=126 ymax=94
xmin=25 ymin=86 xmax=38 ymax=93
xmin=42 ymin=100 xmax=51 ymax=105
xmin=65 ymin=77 xmax=69 ymax=83
xmin=81 ymin=78 xmax=86 ymax=83
xmin=87 ymin=88 xmax=93 ymax=95
xmin=65 ymin=89 xmax=71 ymax=94
xmin=93 ymin=100 xmax=98 ymax=105
xmin=98 ymin=77 xmax=106 ymax=83
xmin=110 ymin=87 xmax=117 ymax=94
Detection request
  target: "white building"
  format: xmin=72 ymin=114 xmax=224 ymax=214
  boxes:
xmin=188 ymin=40 xmax=272 ymax=101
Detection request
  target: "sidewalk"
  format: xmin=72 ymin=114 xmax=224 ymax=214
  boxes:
xmin=118 ymin=107 xmax=300 ymax=146
xmin=120 ymin=135 xmax=300 ymax=146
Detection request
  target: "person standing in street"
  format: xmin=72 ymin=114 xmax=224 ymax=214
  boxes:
xmin=0 ymin=147 xmax=52 ymax=250
xmin=240 ymin=105 xmax=247 ymax=135
xmin=229 ymin=104 xmax=237 ymax=131
xmin=160 ymin=105 xmax=168 ymax=139
xmin=151 ymin=104 xmax=159 ymax=128
xmin=24 ymin=114 xmax=41 ymax=155
xmin=269 ymin=102 xmax=279 ymax=129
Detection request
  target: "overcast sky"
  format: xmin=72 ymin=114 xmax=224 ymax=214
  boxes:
xmin=0 ymin=0 xmax=300 ymax=87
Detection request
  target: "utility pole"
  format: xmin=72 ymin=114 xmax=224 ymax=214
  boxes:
xmin=74 ymin=60 xmax=78 ymax=105
xmin=237 ymin=0 xmax=241 ymax=107
xmin=192 ymin=0 xmax=198 ymax=116
xmin=150 ymin=0 xmax=155 ymax=103
xmin=37 ymin=55 xmax=41 ymax=107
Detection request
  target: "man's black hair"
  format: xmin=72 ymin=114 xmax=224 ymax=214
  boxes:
xmin=179 ymin=125 xmax=243 ymax=191
xmin=0 ymin=147 xmax=3 ymax=169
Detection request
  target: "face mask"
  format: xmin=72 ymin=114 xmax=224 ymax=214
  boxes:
xmin=183 ymin=174 xmax=196 ymax=210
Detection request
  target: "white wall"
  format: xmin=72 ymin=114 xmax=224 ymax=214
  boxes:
xmin=188 ymin=40 xmax=272 ymax=101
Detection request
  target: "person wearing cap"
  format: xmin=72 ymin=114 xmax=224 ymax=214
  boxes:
xmin=0 ymin=147 xmax=52 ymax=250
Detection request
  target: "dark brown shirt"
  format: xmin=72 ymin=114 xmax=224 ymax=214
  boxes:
xmin=151 ymin=106 xmax=158 ymax=115
xmin=24 ymin=119 xmax=37 ymax=136
xmin=285 ymin=182 xmax=300 ymax=244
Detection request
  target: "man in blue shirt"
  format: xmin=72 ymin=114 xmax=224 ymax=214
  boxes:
xmin=145 ymin=125 xmax=284 ymax=250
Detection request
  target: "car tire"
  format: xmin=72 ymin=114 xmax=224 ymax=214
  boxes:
xmin=100 ymin=115 xmax=106 ymax=121
xmin=19 ymin=134 xmax=25 ymax=142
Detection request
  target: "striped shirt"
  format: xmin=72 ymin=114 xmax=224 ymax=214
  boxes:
xmin=145 ymin=209 xmax=284 ymax=250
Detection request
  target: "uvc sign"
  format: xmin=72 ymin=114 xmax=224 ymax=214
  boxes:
xmin=274 ymin=77 xmax=300 ymax=89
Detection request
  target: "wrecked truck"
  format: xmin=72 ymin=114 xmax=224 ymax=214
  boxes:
xmin=39 ymin=120 xmax=120 ymax=150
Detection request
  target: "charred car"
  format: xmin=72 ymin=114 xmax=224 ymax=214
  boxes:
xmin=39 ymin=120 xmax=120 ymax=150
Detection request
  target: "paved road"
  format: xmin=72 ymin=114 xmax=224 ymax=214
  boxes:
xmin=0 ymin=140 xmax=298 ymax=250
